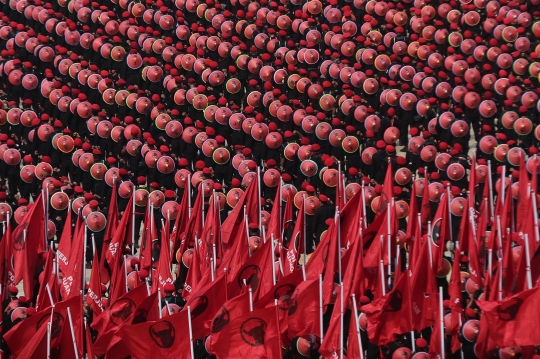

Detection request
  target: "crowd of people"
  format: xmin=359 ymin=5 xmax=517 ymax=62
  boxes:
xmin=0 ymin=0 xmax=538 ymax=356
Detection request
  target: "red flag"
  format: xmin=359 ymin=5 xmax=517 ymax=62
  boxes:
xmin=501 ymin=228 xmax=515 ymax=298
xmin=210 ymin=306 xmax=281 ymax=359
xmin=91 ymin=283 xmax=150 ymax=355
xmin=86 ymin=320 xmax=97 ymax=359
xmin=5 ymin=309 xmax=50 ymax=358
xmin=420 ymin=173 xmax=431 ymax=233
xmin=57 ymin=202 xmax=73 ymax=275
xmin=410 ymin=238 xmax=438 ymax=331
xmin=516 ymin=154 xmax=530 ymax=232
xmin=221 ymin=175 xmax=260 ymax=253
xmin=13 ymin=194 xmax=45 ymax=298
xmin=361 ymin=269 xmax=414 ymax=345
xmin=287 ymin=277 xmax=321 ymax=340
xmin=139 ymin=205 xmax=157 ymax=271
xmin=180 ymin=190 xmax=204 ymax=255
xmin=448 ymin=244 xmax=464 ymax=354
xmin=36 ymin=248 xmax=58 ymax=311
xmin=87 ymin=248 xmax=105 ymax=315
xmin=363 ymin=207 xmax=397 ymax=268
xmin=171 ymin=186 xmax=190 ymax=262
xmin=5 ymin=295 xmax=83 ymax=357
xmin=428 ymin=300 xmax=443 ymax=359
xmin=320 ymin=213 xmax=365 ymax=357
xmin=405 ymin=178 xmax=418 ymax=243
xmin=102 ymin=181 xmax=119 ymax=272
xmin=105 ymin=196 xmax=134 ymax=267
xmin=152 ymin=222 xmax=174 ymax=294
xmin=183 ymin=274 xmax=227 ymax=339
xmin=227 ymin=240 xmax=274 ymax=302
xmin=430 ymin=192 xmax=450 ymax=273
xmin=207 ymin=292 xmax=251 ymax=335
xmin=266 ymin=185 xmax=282 ymax=244
xmin=15 ymin=316 xmax=49 ymax=359
xmin=133 ymin=291 xmax=160 ymax=323
xmin=60 ymin=218 xmax=86 ymax=299
xmin=283 ymin=200 xmax=305 ymax=276
xmin=113 ymin=310 xmax=192 ymax=359
xmin=477 ymin=286 xmax=540 ymax=347
xmin=0 ymin=218 xmax=15 ymax=300
xmin=376 ymin=160 xmax=394 ymax=216
xmin=199 ymin=193 xmax=223 ymax=273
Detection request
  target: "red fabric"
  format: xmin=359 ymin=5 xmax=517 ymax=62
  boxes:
xmin=0 ymin=218 xmax=15 ymax=301
xmin=376 ymin=160 xmax=393 ymax=216
xmin=153 ymin=222 xmax=174 ymax=295
xmin=113 ymin=310 xmax=192 ymax=359
xmin=184 ymin=274 xmax=227 ymax=339
xmin=410 ymin=239 xmax=438 ymax=331
xmin=283 ymin=200 xmax=304 ymax=276
xmin=448 ymin=243 xmax=464 ymax=354
xmin=86 ymin=248 xmax=105 ymax=315
xmin=91 ymin=284 xmax=149 ymax=355
xmin=207 ymin=291 xmax=251 ymax=335
xmin=57 ymin=201 xmax=73 ymax=276
xmin=210 ymin=306 xmax=281 ymax=359
xmin=286 ymin=277 xmax=321 ymax=340
xmin=430 ymin=192 xmax=450 ymax=273
xmin=420 ymin=174 xmax=431 ymax=233
xmin=36 ymin=249 xmax=58 ymax=312
xmin=60 ymin=217 xmax=86 ymax=299
xmin=428 ymin=300 xmax=443 ymax=359
xmin=101 ymin=181 xmax=119 ymax=283
xmin=105 ymin=195 xmax=134 ymax=267
xmin=171 ymin=184 xmax=190 ymax=266
xmin=13 ymin=194 xmax=45 ymax=299
xmin=361 ymin=269 xmax=414 ymax=346
xmin=478 ymin=287 xmax=540 ymax=347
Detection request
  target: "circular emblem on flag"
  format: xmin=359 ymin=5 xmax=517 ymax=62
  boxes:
xmin=273 ymin=284 xmax=296 ymax=311
xmin=187 ymin=296 xmax=209 ymax=319
xmin=37 ymin=313 xmax=65 ymax=339
xmin=149 ymin=321 xmax=176 ymax=348
xmin=240 ymin=317 xmax=267 ymax=346
xmin=237 ymin=265 xmax=261 ymax=291
xmin=109 ymin=298 xmax=136 ymax=327
xmin=497 ymin=297 xmax=523 ymax=322
xmin=212 ymin=306 xmax=230 ymax=333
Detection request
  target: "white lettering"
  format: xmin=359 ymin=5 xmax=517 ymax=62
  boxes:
xmin=287 ymin=250 xmax=296 ymax=273
xmin=57 ymin=250 xmax=69 ymax=266
xmin=412 ymin=301 xmax=421 ymax=315
xmin=109 ymin=243 xmax=119 ymax=258
xmin=62 ymin=276 xmax=73 ymax=295
xmin=87 ymin=289 xmax=104 ymax=311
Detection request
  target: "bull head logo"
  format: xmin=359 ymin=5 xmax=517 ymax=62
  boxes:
xmin=149 ymin=321 xmax=175 ymax=348
xmin=211 ymin=307 xmax=230 ymax=333
xmin=188 ymin=296 xmax=208 ymax=319
xmin=109 ymin=298 xmax=135 ymax=326
xmin=384 ymin=290 xmax=403 ymax=313
xmin=498 ymin=298 xmax=523 ymax=321
xmin=238 ymin=265 xmax=261 ymax=291
xmin=240 ymin=318 xmax=267 ymax=347
xmin=274 ymin=284 xmax=296 ymax=311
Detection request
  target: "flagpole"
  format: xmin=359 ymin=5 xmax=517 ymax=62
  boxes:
xmin=244 ymin=208 xmax=251 ymax=257
xmin=278 ymin=178 xmax=282 ymax=234
xmin=303 ymin=198 xmax=307 ymax=261
xmin=187 ymin=174 xmax=192 ymax=218
xmin=44 ymin=189 xmax=49 ymax=251
xmin=271 ymin=233 xmax=276 ymax=286
xmin=487 ymin=160 xmax=494 ymax=221
xmin=131 ymin=188 xmax=136 ymax=256
xmin=361 ymin=182 xmax=367 ymax=228
xmin=46 ymin=284 xmax=55 ymax=308
xmin=496 ymin=216 xmax=503 ymax=254
xmin=351 ymin=294 xmax=364 ymax=359
xmin=447 ymin=187 xmax=453 ymax=241
xmin=67 ymin=307 xmax=80 ymax=359
xmin=201 ymin=192 xmax=205 ymax=231
xmin=47 ymin=322 xmax=52 ymax=359
xmin=257 ymin=166 xmax=262 ymax=234
xmin=386 ymin=203 xmax=391 ymax=287
xmin=124 ymin=255 xmax=129 ymax=293
xmin=379 ymin=256 xmax=386 ymax=296
xmin=336 ymin=207 xmax=342 ymax=284
xmin=158 ymin=289 xmax=162 ymax=318
xmin=248 ymin=285 xmax=253 ymax=312
xmin=532 ymin=191 xmax=540 ymax=243
xmin=439 ymin=287 xmax=445 ymax=359
xmin=524 ymin=234 xmax=533 ymax=289
xmin=501 ymin=165 xmax=506 ymax=205
xmin=187 ymin=306 xmax=195 ymax=359
xmin=319 ymin=274 xmax=324 ymax=343
xmin=339 ymin=283 xmax=344 ymax=359
xmin=487 ymin=249 xmax=493 ymax=282
xmin=498 ymin=257 xmax=503 ymax=300
xmin=81 ymin=228 xmax=87 ymax=297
